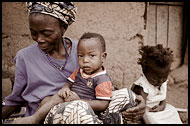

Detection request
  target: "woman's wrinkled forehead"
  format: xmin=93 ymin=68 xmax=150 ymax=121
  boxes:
xmin=26 ymin=2 xmax=77 ymax=25
xmin=29 ymin=13 xmax=61 ymax=29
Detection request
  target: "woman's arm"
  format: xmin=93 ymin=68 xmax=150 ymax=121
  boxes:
xmin=122 ymin=95 xmax=145 ymax=121
xmin=122 ymin=85 xmax=147 ymax=121
xmin=2 ymin=105 xmax=22 ymax=120
xmin=3 ymin=52 xmax=27 ymax=120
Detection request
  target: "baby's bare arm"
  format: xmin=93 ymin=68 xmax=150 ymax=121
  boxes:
xmin=132 ymin=85 xmax=148 ymax=101
xmin=149 ymin=100 xmax=166 ymax=112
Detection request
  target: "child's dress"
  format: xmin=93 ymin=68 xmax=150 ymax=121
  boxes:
xmin=132 ymin=75 xmax=182 ymax=124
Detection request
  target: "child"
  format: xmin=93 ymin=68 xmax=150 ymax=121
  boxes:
xmin=131 ymin=44 xmax=182 ymax=124
xmin=13 ymin=32 xmax=136 ymax=124
xmin=12 ymin=32 xmax=112 ymax=124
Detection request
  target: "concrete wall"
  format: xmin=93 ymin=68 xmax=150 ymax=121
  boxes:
xmin=2 ymin=2 xmax=163 ymax=100
xmin=2 ymin=2 xmax=146 ymax=91
xmin=67 ymin=2 xmax=146 ymax=89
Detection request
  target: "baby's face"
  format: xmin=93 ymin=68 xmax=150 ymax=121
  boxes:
xmin=77 ymin=38 xmax=106 ymax=75
xmin=144 ymin=61 xmax=170 ymax=87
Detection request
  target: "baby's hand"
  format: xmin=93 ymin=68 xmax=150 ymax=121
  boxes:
xmin=58 ymin=87 xmax=71 ymax=99
xmin=149 ymin=105 xmax=164 ymax=112
xmin=65 ymin=91 xmax=80 ymax=102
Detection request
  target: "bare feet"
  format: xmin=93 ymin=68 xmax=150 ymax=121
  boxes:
xmin=12 ymin=116 xmax=37 ymax=124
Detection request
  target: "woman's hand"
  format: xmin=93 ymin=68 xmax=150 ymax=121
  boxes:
xmin=64 ymin=91 xmax=80 ymax=102
xmin=122 ymin=95 xmax=145 ymax=121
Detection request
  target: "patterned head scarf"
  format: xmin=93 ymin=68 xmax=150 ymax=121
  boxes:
xmin=26 ymin=2 xmax=77 ymax=25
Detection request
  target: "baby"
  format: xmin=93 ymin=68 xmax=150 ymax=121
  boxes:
xmin=13 ymin=32 xmax=112 ymax=124
xmin=131 ymin=44 xmax=182 ymax=124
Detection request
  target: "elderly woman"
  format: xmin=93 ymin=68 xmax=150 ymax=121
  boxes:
xmin=2 ymin=2 xmax=145 ymax=124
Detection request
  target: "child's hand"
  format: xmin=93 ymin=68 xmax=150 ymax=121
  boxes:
xmin=58 ymin=87 xmax=71 ymax=99
xmin=149 ymin=105 xmax=165 ymax=112
xmin=65 ymin=91 xmax=80 ymax=102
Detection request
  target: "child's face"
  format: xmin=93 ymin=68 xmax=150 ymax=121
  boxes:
xmin=77 ymin=38 xmax=106 ymax=75
xmin=144 ymin=61 xmax=170 ymax=87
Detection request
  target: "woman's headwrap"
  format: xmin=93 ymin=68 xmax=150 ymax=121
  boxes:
xmin=26 ymin=2 xmax=77 ymax=25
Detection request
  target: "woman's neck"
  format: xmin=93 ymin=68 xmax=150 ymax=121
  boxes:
xmin=48 ymin=38 xmax=72 ymax=60
xmin=48 ymin=40 xmax=66 ymax=60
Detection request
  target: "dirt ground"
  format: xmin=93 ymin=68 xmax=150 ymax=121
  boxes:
xmin=166 ymin=65 xmax=188 ymax=124
xmin=167 ymin=84 xmax=188 ymax=124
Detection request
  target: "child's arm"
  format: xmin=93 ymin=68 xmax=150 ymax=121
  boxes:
xmin=132 ymin=85 xmax=148 ymax=102
xmin=132 ymin=85 xmax=150 ymax=123
xmin=149 ymin=100 xmax=166 ymax=112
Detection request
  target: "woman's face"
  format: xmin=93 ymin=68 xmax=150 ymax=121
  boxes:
xmin=77 ymin=38 xmax=106 ymax=75
xmin=144 ymin=61 xmax=170 ymax=87
xmin=29 ymin=13 xmax=66 ymax=53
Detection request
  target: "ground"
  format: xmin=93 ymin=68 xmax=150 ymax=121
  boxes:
xmin=167 ymin=83 xmax=188 ymax=124
xmin=166 ymin=65 xmax=188 ymax=124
